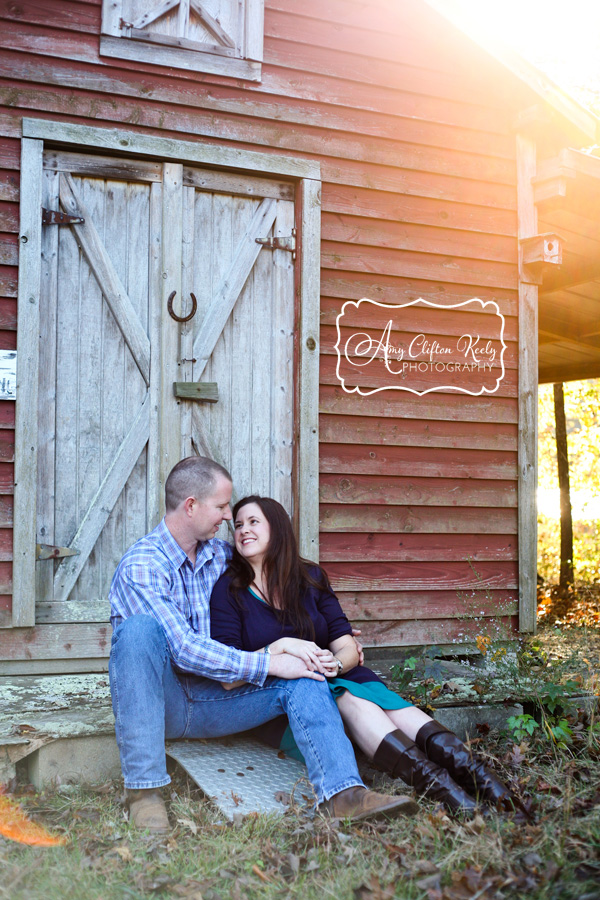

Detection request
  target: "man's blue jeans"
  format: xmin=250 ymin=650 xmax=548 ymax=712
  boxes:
xmin=109 ymin=615 xmax=364 ymax=803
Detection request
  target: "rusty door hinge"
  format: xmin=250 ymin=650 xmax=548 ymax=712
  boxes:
xmin=256 ymin=229 xmax=296 ymax=258
xmin=36 ymin=543 xmax=80 ymax=560
xmin=42 ymin=208 xmax=85 ymax=226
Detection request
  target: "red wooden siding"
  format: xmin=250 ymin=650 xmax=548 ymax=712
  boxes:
xmin=0 ymin=0 xmax=530 ymax=645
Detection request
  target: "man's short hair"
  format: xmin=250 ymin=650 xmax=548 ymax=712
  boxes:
xmin=165 ymin=457 xmax=232 ymax=511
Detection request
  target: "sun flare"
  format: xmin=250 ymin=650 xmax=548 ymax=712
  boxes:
xmin=450 ymin=0 xmax=600 ymax=94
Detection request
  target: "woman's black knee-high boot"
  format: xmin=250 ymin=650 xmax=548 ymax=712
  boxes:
xmin=372 ymin=729 xmax=477 ymax=813
xmin=415 ymin=720 xmax=515 ymax=810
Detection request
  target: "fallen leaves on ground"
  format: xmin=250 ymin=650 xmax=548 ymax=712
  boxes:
xmin=538 ymin=584 xmax=600 ymax=628
xmin=426 ymin=861 xmax=561 ymax=900
xmin=354 ymin=874 xmax=395 ymax=899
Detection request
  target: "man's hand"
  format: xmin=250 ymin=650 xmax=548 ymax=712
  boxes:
xmin=220 ymin=680 xmax=247 ymax=691
xmin=268 ymin=652 xmax=325 ymax=681
xmin=351 ymin=627 xmax=365 ymax=666
xmin=271 ymin=637 xmax=335 ymax=672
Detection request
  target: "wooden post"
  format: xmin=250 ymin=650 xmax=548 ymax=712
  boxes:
xmin=516 ymin=133 xmax=539 ymax=633
xmin=159 ymin=163 xmax=184 ymax=515
xmin=13 ymin=138 xmax=44 ymax=627
xmin=297 ymin=178 xmax=321 ymax=562
xmin=553 ymin=382 xmax=574 ymax=592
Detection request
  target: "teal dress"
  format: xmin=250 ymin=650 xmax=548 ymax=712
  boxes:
xmin=210 ymin=569 xmax=412 ymax=762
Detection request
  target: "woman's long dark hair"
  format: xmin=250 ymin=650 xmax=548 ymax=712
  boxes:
xmin=227 ymin=495 xmax=328 ymax=638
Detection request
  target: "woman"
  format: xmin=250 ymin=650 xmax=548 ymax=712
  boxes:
xmin=210 ymin=496 xmax=515 ymax=813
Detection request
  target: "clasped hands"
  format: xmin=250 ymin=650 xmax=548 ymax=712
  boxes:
xmin=222 ymin=632 xmax=364 ymax=687
xmin=266 ymin=630 xmax=363 ymax=681
xmin=267 ymin=637 xmax=339 ymax=676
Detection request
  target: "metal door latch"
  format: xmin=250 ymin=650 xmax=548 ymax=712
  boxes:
xmin=36 ymin=543 xmax=80 ymax=560
xmin=42 ymin=208 xmax=85 ymax=226
xmin=255 ymin=230 xmax=296 ymax=258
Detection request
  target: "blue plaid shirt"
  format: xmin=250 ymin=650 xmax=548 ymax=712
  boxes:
xmin=109 ymin=519 xmax=269 ymax=685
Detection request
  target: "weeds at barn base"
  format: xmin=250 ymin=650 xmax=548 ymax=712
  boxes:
xmin=1 ymin=708 xmax=599 ymax=899
xmin=2 ymin=620 xmax=599 ymax=899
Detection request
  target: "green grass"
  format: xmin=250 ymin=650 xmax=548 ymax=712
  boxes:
xmin=2 ymin=727 xmax=600 ymax=900
xmin=2 ymin=623 xmax=600 ymax=900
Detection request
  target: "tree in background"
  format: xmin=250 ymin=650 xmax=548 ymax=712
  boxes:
xmin=553 ymin=383 xmax=574 ymax=593
xmin=538 ymin=379 xmax=600 ymax=585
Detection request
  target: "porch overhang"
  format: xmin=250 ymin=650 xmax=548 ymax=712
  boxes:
xmin=533 ymin=149 xmax=600 ymax=384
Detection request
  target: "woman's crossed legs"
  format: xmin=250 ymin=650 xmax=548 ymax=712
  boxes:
xmin=335 ymin=691 xmax=431 ymax=756
xmin=335 ymin=691 xmax=515 ymax=814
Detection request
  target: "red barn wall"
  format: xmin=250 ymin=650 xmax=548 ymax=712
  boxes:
xmin=0 ymin=0 xmax=526 ymax=645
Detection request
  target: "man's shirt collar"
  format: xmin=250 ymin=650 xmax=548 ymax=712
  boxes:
xmin=156 ymin=517 xmax=216 ymax=571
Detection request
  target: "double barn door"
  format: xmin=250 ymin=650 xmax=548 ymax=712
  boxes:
xmin=32 ymin=151 xmax=296 ymax=619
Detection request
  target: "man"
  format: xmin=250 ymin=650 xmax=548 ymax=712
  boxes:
xmin=109 ymin=457 xmax=417 ymax=831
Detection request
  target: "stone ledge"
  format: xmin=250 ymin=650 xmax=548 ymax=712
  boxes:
xmin=432 ymin=703 xmax=524 ymax=741
xmin=26 ymin=735 xmax=122 ymax=789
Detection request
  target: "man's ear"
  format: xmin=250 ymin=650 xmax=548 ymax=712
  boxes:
xmin=183 ymin=496 xmax=196 ymax=516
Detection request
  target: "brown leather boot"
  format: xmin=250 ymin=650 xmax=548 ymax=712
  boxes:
xmin=373 ymin=729 xmax=477 ymax=814
xmin=320 ymin=786 xmax=418 ymax=822
xmin=415 ymin=721 xmax=517 ymax=811
xmin=126 ymin=788 xmax=170 ymax=833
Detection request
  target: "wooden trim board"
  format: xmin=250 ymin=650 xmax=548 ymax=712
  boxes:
xmin=99 ymin=36 xmax=262 ymax=81
xmin=516 ymin=133 xmax=538 ymax=634
xmin=13 ymin=138 xmax=43 ymax=628
xmin=22 ymin=119 xmax=321 ymax=181
xmin=297 ymin=178 xmax=321 ymax=561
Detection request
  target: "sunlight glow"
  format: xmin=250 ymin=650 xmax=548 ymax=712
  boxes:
xmin=538 ymin=488 xmax=600 ymax=520
xmin=450 ymin=0 xmax=600 ymax=94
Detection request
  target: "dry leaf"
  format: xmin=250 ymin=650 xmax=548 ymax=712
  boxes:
xmin=251 ymin=864 xmax=273 ymax=883
xmin=509 ymin=744 xmax=526 ymax=767
xmin=10 ymin=724 xmax=38 ymax=735
xmin=462 ymin=814 xmax=486 ymax=835
xmin=113 ymin=844 xmax=134 ymax=862
xmin=285 ymin=853 xmax=300 ymax=875
xmin=353 ymin=874 xmax=394 ymax=899
xmin=414 ymin=860 xmax=440 ymax=875
xmin=176 ymin=817 xmax=198 ymax=836
xmin=417 ymin=874 xmax=442 ymax=892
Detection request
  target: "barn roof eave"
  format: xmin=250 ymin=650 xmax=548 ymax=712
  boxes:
xmin=423 ymin=0 xmax=600 ymax=146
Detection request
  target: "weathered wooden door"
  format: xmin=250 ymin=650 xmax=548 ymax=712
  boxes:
xmin=32 ymin=152 xmax=295 ymax=619
xmin=177 ymin=166 xmax=295 ymax=522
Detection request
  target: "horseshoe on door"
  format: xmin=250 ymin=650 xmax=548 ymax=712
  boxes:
xmin=167 ymin=290 xmax=198 ymax=323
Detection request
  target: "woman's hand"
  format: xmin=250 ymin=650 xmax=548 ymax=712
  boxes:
xmin=270 ymin=637 xmax=335 ymax=673
xmin=351 ymin=628 xmax=365 ymax=666
xmin=328 ymin=634 xmax=360 ymax=676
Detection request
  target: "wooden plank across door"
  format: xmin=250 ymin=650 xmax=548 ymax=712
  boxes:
xmin=192 ymin=197 xmax=277 ymax=376
xmin=53 ymin=395 xmax=151 ymax=602
xmin=59 ymin=174 xmax=151 ymax=386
